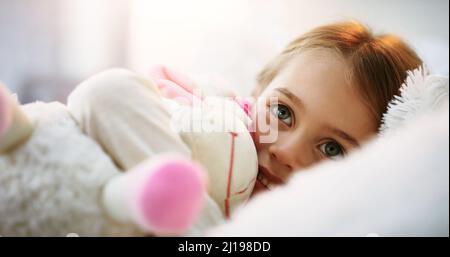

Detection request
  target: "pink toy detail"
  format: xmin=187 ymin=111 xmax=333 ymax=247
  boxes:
xmin=150 ymin=65 xmax=202 ymax=105
xmin=150 ymin=65 xmax=252 ymax=117
xmin=129 ymin=156 xmax=207 ymax=235
xmin=157 ymin=79 xmax=199 ymax=105
xmin=234 ymin=98 xmax=252 ymax=117
xmin=150 ymin=65 xmax=196 ymax=94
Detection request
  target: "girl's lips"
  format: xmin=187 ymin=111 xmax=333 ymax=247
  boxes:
xmin=254 ymin=179 xmax=267 ymax=191
xmin=251 ymin=166 xmax=283 ymax=197
xmin=258 ymin=166 xmax=284 ymax=185
xmin=250 ymin=179 xmax=267 ymax=197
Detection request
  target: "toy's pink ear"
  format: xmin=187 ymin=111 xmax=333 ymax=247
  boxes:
xmin=150 ymin=65 xmax=202 ymax=105
xmin=129 ymin=156 xmax=207 ymax=235
xmin=157 ymin=79 xmax=196 ymax=105
xmin=150 ymin=65 xmax=196 ymax=94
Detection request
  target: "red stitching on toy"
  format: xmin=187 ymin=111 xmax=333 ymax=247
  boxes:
xmin=234 ymin=177 xmax=256 ymax=195
xmin=224 ymin=132 xmax=238 ymax=219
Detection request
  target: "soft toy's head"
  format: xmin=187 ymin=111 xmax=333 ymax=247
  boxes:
xmin=170 ymin=97 xmax=258 ymax=218
xmin=150 ymin=65 xmax=259 ymax=218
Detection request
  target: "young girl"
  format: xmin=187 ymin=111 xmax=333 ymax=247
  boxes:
xmin=250 ymin=21 xmax=422 ymax=196
xmin=66 ymin=21 xmax=421 ymax=199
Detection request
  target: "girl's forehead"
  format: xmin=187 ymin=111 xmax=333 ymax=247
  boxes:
xmin=266 ymin=49 xmax=353 ymax=97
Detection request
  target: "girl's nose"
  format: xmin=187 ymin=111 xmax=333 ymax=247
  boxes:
xmin=268 ymin=144 xmax=300 ymax=172
xmin=268 ymin=132 xmax=319 ymax=172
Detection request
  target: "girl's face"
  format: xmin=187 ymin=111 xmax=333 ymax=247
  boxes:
xmin=251 ymin=49 xmax=378 ymax=196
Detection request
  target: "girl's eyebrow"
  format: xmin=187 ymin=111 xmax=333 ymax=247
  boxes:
xmin=329 ymin=127 xmax=360 ymax=147
xmin=275 ymin=88 xmax=304 ymax=108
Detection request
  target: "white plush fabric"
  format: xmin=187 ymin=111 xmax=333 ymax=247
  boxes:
xmin=0 ymin=102 xmax=140 ymax=236
xmin=381 ymin=67 xmax=449 ymax=134
xmin=209 ymin=70 xmax=449 ymax=236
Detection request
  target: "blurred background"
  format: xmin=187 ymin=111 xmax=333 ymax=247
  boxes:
xmin=0 ymin=0 xmax=448 ymax=103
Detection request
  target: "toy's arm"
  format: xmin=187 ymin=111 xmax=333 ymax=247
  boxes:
xmin=67 ymin=69 xmax=192 ymax=170
xmin=0 ymin=82 xmax=33 ymax=153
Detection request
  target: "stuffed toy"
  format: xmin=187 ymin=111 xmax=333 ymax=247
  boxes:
xmin=0 ymin=67 xmax=258 ymax=236
xmin=150 ymin=66 xmax=256 ymax=218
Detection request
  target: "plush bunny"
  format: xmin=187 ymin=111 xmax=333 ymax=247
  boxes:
xmin=0 ymin=69 xmax=258 ymax=236
xmin=149 ymin=65 xmax=257 ymax=217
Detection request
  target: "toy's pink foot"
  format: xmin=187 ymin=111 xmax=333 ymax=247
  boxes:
xmin=129 ymin=156 xmax=207 ymax=235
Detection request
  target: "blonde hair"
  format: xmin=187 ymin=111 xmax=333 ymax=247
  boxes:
xmin=255 ymin=21 xmax=422 ymax=122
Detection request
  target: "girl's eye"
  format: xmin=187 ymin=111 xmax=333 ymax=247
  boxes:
xmin=319 ymin=141 xmax=345 ymax=160
xmin=270 ymin=104 xmax=293 ymax=126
